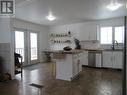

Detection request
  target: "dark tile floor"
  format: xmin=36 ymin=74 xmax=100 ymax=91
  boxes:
xmin=0 ymin=63 xmax=122 ymax=95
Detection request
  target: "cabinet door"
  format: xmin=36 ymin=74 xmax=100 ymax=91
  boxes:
xmin=80 ymin=52 xmax=88 ymax=65
xmin=78 ymin=59 xmax=82 ymax=72
xmin=73 ymin=54 xmax=82 ymax=76
xmin=113 ymin=52 xmax=123 ymax=69
xmin=86 ymin=24 xmax=97 ymax=40
xmin=96 ymin=53 xmax=102 ymax=67
xmin=73 ymin=60 xmax=77 ymax=76
xmin=79 ymin=30 xmax=89 ymax=41
xmin=89 ymin=28 xmax=97 ymax=40
xmin=73 ymin=55 xmax=79 ymax=76
xmin=103 ymin=51 xmax=113 ymax=68
xmin=78 ymin=23 xmax=90 ymax=41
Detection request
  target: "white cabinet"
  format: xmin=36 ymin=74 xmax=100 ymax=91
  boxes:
xmin=80 ymin=51 xmax=88 ymax=65
xmin=96 ymin=53 xmax=102 ymax=67
xmin=79 ymin=23 xmax=97 ymax=41
xmin=88 ymin=25 xmax=97 ymax=40
xmin=79 ymin=31 xmax=89 ymax=41
xmin=79 ymin=30 xmax=97 ymax=41
xmin=73 ymin=54 xmax=82 ymax=76
xmin=102 ymin=51 xmax=123 ymax=69
xmin=103 ymin=51 xmax=113 ymax=68
xmin=73 ymin=57 xmax=78 ymax=76
xmin=78 ymin=59 xmax=82 ymax=72
xmin=55 ymin=53 xmax=82 ymax=81
xmin=113 ymin=52 xmax=123 ymax=69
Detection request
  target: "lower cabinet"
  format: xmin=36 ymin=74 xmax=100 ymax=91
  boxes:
xmin=55 ymin=53 xmax=82 ymax=81
xmin=113 ymin=52 xmax=123 ymax=69
xmin=103 ymin=51 xmax=113 ymax=68
xmin=80 ymin=51 xmax=88 ymax=66
xmin=73 ymin=54 xmax=82 ymax=76
xmin=95 ymin=53 xmax=102 ymax=67
xmin=102 ymin=51 xmax=123 ymax=69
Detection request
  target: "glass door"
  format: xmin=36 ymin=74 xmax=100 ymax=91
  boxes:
xmin=15 ymin=30 xmax=39 ymax=66
xmin=15 ymin=31 xmax=25 ymax=63
xmin=30 ymin=32 xmax=38 ymax=63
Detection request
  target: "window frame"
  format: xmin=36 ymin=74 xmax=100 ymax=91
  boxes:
xmin=99 ymin=26 xmax=124 ymax=45
xmin=100 ymin=26 xmax=113 ymax=45
xmin=114 ymin=26 xmax=124 ymax=44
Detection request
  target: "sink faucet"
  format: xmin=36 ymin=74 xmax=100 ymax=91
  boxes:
xmin=111 ymin=40 xmax=119 ymax=50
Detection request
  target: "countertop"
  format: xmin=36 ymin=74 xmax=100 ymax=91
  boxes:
xmin=43 ymin=49 xmax=84 ymax=54
xmin=81 ymin=48 xmax=104 ymax=51
xmin=103 ymin=49 xmax=123 ymax=51
xmin=43 ymin=48 xmax=123 ymax=54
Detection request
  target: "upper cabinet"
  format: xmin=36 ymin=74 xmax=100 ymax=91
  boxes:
xmin=50 ymin=22 xmax=98 ymax=42
xmin=78 ymin=23 xmax=97 ymax=41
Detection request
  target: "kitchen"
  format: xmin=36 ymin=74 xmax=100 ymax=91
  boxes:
xmin=44 ymin=17 xmax=124 ymax=81
xmin=0 ymin=0 xmax=126 ymax=95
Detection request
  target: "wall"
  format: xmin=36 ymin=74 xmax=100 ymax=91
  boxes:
xmin=0 ymin=43 xmax=11 ymax=74
xmin=11 ymin=18 xmax=49 ymax=62
xmin=0 ymin=18 xmax=14 ymax=78
xmin=0 ymin=18 xmax=11 ymax=43
xmin=0 ymin=18 xmax=49 ymax=79
xmin=49 ymin=17 xmax=124 ymax=50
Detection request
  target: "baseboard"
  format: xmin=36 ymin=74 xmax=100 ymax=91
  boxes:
xmin=82 ymin=65 xmax=101 ymax=69
xmin=82 ymin=65 xmax=122 ymax=71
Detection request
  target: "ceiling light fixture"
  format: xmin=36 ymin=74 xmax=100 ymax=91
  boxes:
xmin=106 ymin=2 xmax=122 ymax=11
xmin=46 ymin=14 xmax=56 ymax=21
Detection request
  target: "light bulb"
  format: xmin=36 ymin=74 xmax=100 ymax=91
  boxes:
xmin=106 ymin=2 xmax=122 ymax=11
xmin=46 ymin=15 xmax=56 ymax=21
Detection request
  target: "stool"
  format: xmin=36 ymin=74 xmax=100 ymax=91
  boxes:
xmin=29 ymin=83 xmax=44 ymax=95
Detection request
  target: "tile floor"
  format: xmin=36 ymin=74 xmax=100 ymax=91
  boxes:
xmin=0 ymin=63 xmax=122 ymax=95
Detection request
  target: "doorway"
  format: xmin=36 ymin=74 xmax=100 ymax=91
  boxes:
xmin=14 ymin=29 xmax=39 ymax=66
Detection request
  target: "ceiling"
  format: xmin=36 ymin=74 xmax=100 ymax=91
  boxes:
xmin=15 ymin=0 xmax=127 ymax=26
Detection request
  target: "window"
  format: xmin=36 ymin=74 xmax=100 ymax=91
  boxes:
xmin=100 ymin=26 xmax=124 ymax=44
xmin=100 ymin=27 xmax=112 ymax=44
xmin=15 ymin=31 xmax=25 ymax=62
xmin=30 ymin=33 xmax=38 ymax=60
xmin=114 ymin=26 xmax=124 ymax=43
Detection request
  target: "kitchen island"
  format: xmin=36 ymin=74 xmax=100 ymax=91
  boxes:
xmin=43 ymin=49 xmax=103 ymax=81
xmin=52 ymin=50 xmax=83 ymax=81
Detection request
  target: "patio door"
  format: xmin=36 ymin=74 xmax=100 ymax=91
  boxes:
xmin=30 ymin=32 xmax=38 ymax=64
xmin=14 ymin=30 xmax=39 ymax=66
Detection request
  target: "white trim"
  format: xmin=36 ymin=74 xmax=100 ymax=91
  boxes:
xmin=10 ymin=27 xmax=15 ymax=79
xmin=99 ymin=26 xmax=124 ymax=45
xmin=13 ymin=28 xmax=40 ymax=66
xmin=29 ymin=31 xmax=40 ymax=64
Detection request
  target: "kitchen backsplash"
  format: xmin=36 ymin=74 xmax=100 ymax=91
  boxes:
xmin=80 ymin=40 xmax=124 ymax=50
xmin=0 ymin=43 xmax=11 ymax=74
xmin=80 ymin=40 xmax=100 ymax=49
